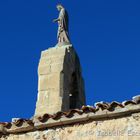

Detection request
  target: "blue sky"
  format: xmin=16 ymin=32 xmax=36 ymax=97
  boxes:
xmin=0 ymin=0 xmax=140 ymax=122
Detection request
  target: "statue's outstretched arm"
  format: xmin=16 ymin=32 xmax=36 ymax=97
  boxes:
xmin=53 ymin=18 xmax=60 ymax=23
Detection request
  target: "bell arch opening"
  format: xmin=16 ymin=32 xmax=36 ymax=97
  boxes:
xmin=69 ymin=72 xmax=79 ymax=109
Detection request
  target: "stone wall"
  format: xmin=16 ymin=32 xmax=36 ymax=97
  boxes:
xmin=1 ymin=112 xmax=140 ymax=140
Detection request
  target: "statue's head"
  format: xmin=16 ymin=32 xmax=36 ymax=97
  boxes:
xmin=56 ymin=4 xmax=64 ymax=11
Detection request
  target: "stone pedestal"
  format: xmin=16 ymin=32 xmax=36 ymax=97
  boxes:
xmin=35 ymin=44 xmax=86 ymax=116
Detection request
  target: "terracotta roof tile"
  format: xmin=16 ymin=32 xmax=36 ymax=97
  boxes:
xmin=38 ymin=113 xmax=53 ymax=123
xmin=0 ymin=122 xmax=11 ymax=128
xmin=52 ymin=112 xmax=66 ymax=120
xmin=122 ymin=100 xmax=136 ymax=106
xmin=65 ymin=109 xmax=83 ymax=117
xmin=81 ymin=106 xmax=96 ymax=113
xmin=133 ymin=95 xmax=140 ymax=104
xmin=94 ymin=102 xmax=110 ymax=110
xmin=107 ymin=101 xmax=124 ymax=111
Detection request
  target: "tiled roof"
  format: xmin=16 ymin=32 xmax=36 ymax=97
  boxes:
xmin=0 ymin=95 xmax=140 ymax=136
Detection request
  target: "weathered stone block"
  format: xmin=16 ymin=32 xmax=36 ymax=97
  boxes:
xmin=38 ymin=65 xmax=51 ymax=75
xmin=38 ymin=73 xmax=60 ymax=91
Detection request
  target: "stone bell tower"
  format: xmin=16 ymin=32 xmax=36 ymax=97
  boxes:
xmin=35 ymin=44 xmax=86 ymax=116
xmin=35 ymin=4 xmax=86 ymax=116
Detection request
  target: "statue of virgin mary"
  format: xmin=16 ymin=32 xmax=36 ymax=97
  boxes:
xmin=53 ymin=4 xmax=70 ymax=45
